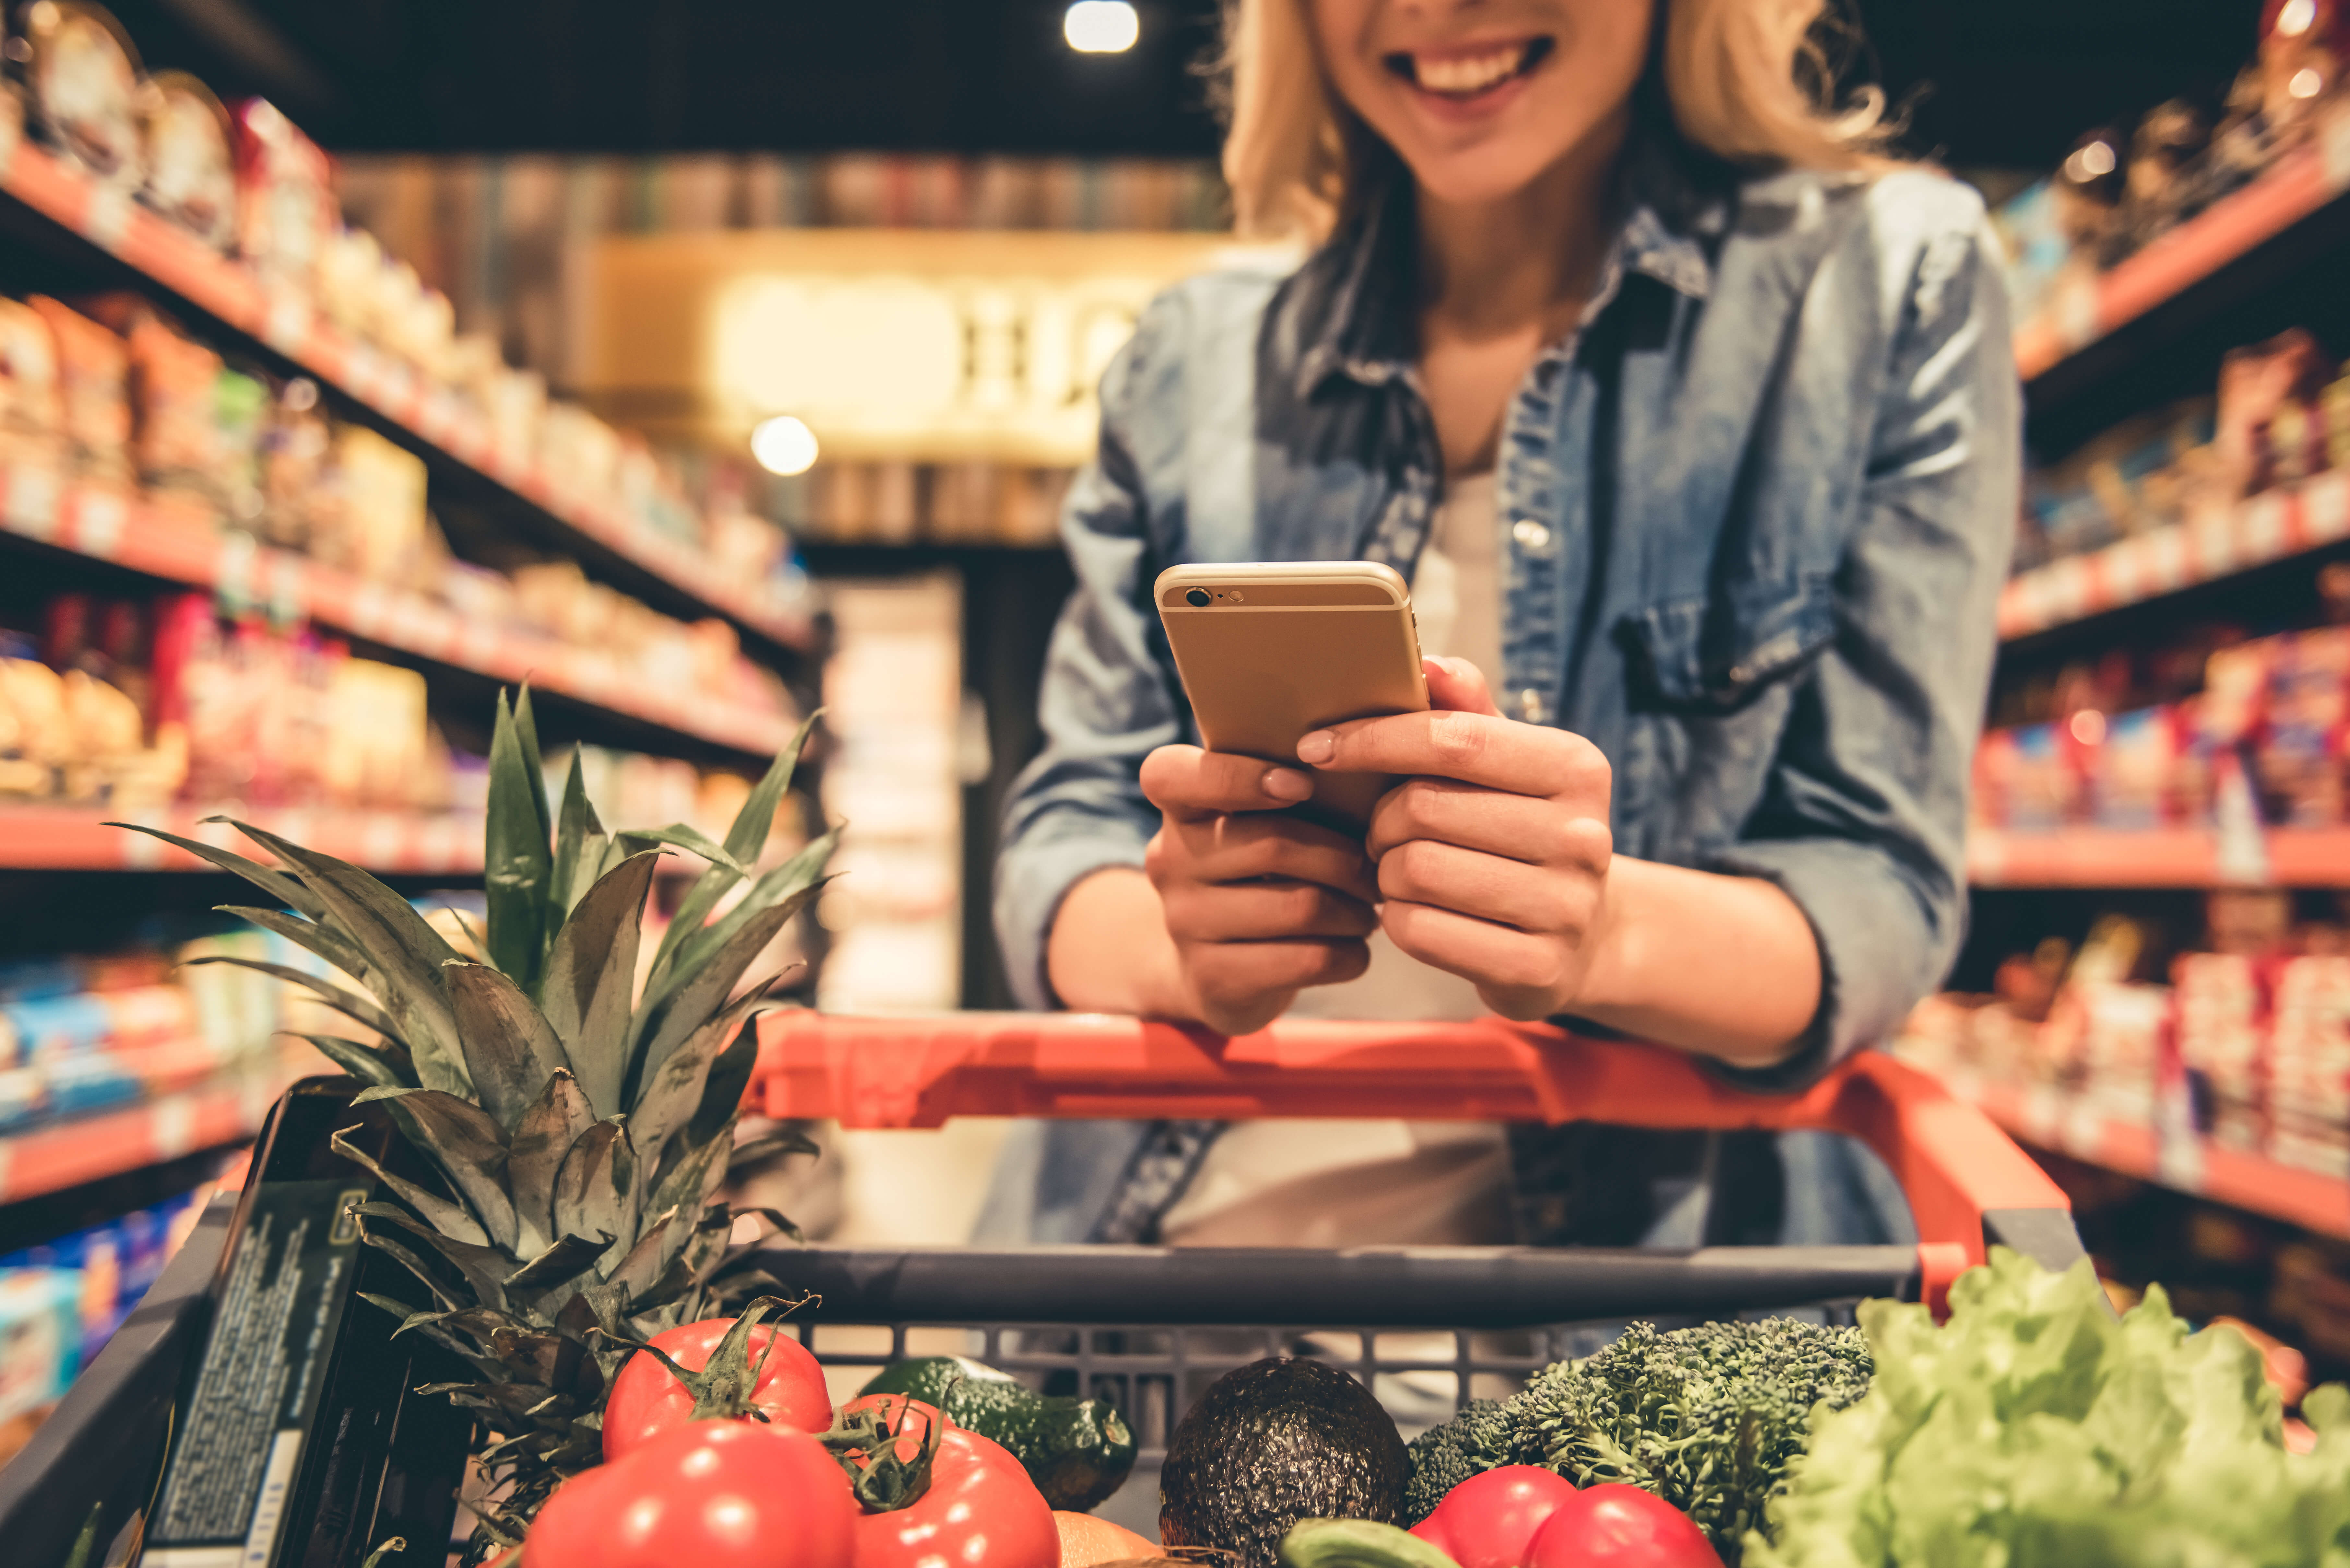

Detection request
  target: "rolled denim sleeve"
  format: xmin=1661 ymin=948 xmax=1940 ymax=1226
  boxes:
xmin=1706 ymin=192 xmax=2020 ymax=1090
xmin=992 ymin=296 xmax=1194 ymax=1010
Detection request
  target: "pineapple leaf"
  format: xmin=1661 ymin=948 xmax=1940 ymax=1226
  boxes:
xmin=630 ymin=988 xmax=772 ymax=1185
xmin=355 ymin=1202 xmax=512 ymax=1311
xmin=215 ymin=906 xmax=373 ymax=992
xmin=552 ymin=1118 xmax=636 ymax=1262
xmin=508 ymin=1070 xmax=598 ymax=1259
xmin=105 ymin=822 xmax=326 ymax=922
xmin=505 ymin=1232 xmax=614 ymax=1298
xmin=549 ymin=750 xmax=607 ymax=920
xmin=623 ymin=889 xmax=817 ymax=1109
xmin=624 ymin=1254 xmax=700 ymax=1316
xmin=692 ymin=1017 xmax=766 ymax=1151
xmin=443 ymin=961 xmax=574 ymax=1134
xmin=604 ymin=1205 xmax=680 ymax=1303
xmin=629 ymin=824 xmax=750 ymax=879
xmin=647 ymin=1109 xmax=739 ymax=1228
xmin=329 ymin=1123 xmax=490 ymax=1245
xmin=728 ymin=1127 xmax=821 ymax=1172
xmin=351 ymin=1223 xmax=466 ymax=1314
xmin=220 ymin=819 xmax=473 ymax=1097
xmin=287 ymin=1033 xmax=413 ymax=1091
xmin=485 ymin=690 xmax=557 ymax=994
xmin=182 ymin=956 xmax=403 ymax=1046
xmin=538 ymin=850 xmax=662 ymax=1120
xmin=352 ymin=1087 xmax=519 ymax=1252
xmin=650 ymin=831 xmax=838 ymax=1017
xmin=649 ymin=711 xmax=820 ymax=980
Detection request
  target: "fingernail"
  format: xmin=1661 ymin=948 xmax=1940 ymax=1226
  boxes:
xmin=1296 ymin=731 xmax=1335 ymax=765
xmin=1262 ymin=767 xmax=1311 ymax=801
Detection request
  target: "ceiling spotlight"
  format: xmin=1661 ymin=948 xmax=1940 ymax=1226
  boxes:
xmin=751 ymin=415 xmax=819 ymax=477
xmin=1064 ymin=0 xmax=1139 ymax=53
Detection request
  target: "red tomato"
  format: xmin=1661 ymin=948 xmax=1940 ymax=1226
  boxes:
xmin=851 ymin=1423 xmax=1058 ymax=1568
xmin=1410 ymin=1467 xmax=1583 ymax=1568
xmin=602 ymin=1315 xmax=832 ymax=1462
xmin=1525 ymin=1484 xmax=1721 ymax=1568
xmin=524 ymin=1420 xmax=856 ymax=1568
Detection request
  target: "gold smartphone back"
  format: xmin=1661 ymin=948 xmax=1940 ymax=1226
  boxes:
xmin=1155 ymin=560 xmax=1428 ymax=829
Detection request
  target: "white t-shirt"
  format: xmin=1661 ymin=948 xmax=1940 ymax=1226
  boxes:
xmin=1161 ymin=473 xmax=1513 ymax=1247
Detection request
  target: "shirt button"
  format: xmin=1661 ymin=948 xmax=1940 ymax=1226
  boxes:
xmin=1511 ymin=517 xmax=1551 ymax=550
xmin=1517 ymin=688 xmax=1547 ymax=724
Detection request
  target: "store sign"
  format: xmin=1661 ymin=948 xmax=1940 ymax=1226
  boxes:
xmin=577 ymin=229 xmax=1293 ymax=464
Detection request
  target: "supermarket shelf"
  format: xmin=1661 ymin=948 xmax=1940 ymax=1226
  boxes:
xmin=0 ymin=804 xmax=484 ymax=873
xmin=0 ymin=138 xmax=816 ymax=664
xmin=1997 ymin=470 xmax=2350 ymax=642
xmin=0 ymin=467 xmax=799 ymax=758
xmin=1934 ymin=1070 xmax=2350 ymax=1241
xmin=2014 ymin=126 xmax=2350 ymax=388
xmin=0 ymin=1075 xmax=274 ymax=1206
xmin=1968 ymin=825 xmax=2350 ymax=888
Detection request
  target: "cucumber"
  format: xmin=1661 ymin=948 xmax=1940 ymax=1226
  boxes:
xmin=859 ymin=1354 xmax=1138 ymax=1511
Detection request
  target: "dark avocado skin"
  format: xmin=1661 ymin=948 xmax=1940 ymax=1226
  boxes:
xmin=1157 ymin=1357 xmax=1408 ymax=1568
xmin=859 ymin=1354 xmax=1138 ymax=1512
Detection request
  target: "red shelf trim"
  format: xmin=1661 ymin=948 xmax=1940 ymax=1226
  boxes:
xmin=1938 ymin=1071 xmax=2350 ymax=1241
xmin=1968 ymin=826 xmax=2350 ymax=888
xmin=0 ymin=139 xmax=813 ymax=655
xmin=0 ymin=804 xmax=486 ymax=873
xmin=0 ymin=1075 xmax=274 ymax=1205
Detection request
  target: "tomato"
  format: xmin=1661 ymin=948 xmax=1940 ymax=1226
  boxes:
xmin=851 ymin=1422 xmax=1058 ymax=1568
xmin=1053 ymin=1509 xmax=1158 ymax=1568
xmin=524 ymin=1420 xmax=856 ymax=1568
xmin=1524 ymin=1484 xmax=1721 ymax=1568
xmin=1409 ymin=1467 xmax=1582 ymax=1568
xmin=602 ymin=1314 xmax=833 ymax=1462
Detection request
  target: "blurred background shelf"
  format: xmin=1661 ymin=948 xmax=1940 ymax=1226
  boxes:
xmin=1931 ymin=1069 xmax=2350 ymax=1242
xmin=0 ymin=139 xmax=815 ymax=665
xmin=1966 ymin=827 xmax=2350 ymax=888
xmin=0 ymin=466 xmax=798 ymax=761
xmin=0 ymin=1073 xmax=276 ymax=1207
xmin=0 ymin=804 xmax=483 ymax=873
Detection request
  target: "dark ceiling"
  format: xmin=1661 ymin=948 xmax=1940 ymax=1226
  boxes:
xmin=100 ymin=0 xmax=2261 ymax=173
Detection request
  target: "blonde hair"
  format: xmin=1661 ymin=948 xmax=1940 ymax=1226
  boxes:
xmin=1218 ymin=0 xmax=1894 ymax=240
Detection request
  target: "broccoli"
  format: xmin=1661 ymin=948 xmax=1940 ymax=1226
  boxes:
xmin=1402 ymin=1319 xmax=1873 ymax=1562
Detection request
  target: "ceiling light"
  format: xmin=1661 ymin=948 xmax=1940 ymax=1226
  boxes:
xmin=751 ymin=415 xmax=819 ymax=477
xmin=1064 ymin=0 xmax=1139 ymax=54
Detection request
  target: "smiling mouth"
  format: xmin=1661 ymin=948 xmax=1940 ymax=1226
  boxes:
xmin=1385 ymin=37 xmax=1555 ymax=99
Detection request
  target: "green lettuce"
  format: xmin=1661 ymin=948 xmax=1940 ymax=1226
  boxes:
xmin=1747 ymin=1249 xmax=2350 ymax=1567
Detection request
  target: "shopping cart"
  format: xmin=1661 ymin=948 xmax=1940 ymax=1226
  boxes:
xmin=741 ymin=1012 xmax=2085 ymax=1532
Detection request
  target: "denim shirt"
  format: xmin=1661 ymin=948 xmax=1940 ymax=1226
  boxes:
xmin=984 ymin=144 xmax=2020 ymax=1248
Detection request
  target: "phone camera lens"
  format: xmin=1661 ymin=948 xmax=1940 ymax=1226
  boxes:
xmin=1184 ymin=588 xmax=1212 ymax=607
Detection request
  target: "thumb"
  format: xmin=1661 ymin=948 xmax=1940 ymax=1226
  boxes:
xmin=1424 ymin=655 xmax=1503 ymax=718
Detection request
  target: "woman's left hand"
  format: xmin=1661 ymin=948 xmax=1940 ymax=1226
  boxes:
xmin=1296 ymin=657 xmax=1614 ymax=1020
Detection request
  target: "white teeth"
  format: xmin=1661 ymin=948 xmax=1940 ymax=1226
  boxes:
xmin=1414 ymin=45 xmax=1526 ymax=95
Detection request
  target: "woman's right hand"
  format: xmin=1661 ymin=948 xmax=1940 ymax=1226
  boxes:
xmin=1137 ymin=743 xmax=1381 ymax=1035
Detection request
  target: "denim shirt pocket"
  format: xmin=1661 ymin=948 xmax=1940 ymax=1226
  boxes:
xmin=1618 ymin=575 xmax=1837 ymax=715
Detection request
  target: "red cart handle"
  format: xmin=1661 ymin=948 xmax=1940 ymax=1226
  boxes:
xmin=751 ymin=1012 xmax=2078 ymax=1311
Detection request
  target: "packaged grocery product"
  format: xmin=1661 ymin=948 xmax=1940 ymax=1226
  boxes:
xmin=26 ymin=294 xmax=127 ymax=479
xmin=2116 ymin=100 xmax=2214 ymax=253
xmin=2254 ymin=626 xmax=2350 ymax=826
xmin=78 ymin=294 xmax=221 ymax=498
xmin=15 ymin=0 xmax=141 ymax=191
xmin=1988 ymin=721 xmax=2079 ymax=829
xmin=2087 ymin=704 xmax=2187 ymax=828
xmin=322 ymin=654 xmax=430 ymax=808
xmin=0 ymin=1269 xmax=79 ymax=1423
xmin=0 ymin=296 xmax=60 ymax=467
xmin=314 ymin=423 xmax=430 ymax=587
xmin=211 ymin=365 xmax=266 ymax=522
xmin=256 ymin=374 xmax=327 ymax=549
xmin=2215 ymin=328 xmax=2334 ymax=499
xmin=2180 ymin=637 xmax=2275 ymax=824
xmin=138 ymin=68 xmax=234 ymax=250
xmin=228 ymin=96 xmax=334 ymax=297
xmin=2175 ymin=950 xmax=2269 ymax=1149
xmin=2259 ymin=0 xmax=2350 ymax=145
xmin=2268 ymin=953 xmax=2350 ymax=1172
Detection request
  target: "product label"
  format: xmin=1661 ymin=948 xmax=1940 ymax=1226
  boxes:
xmin=147 ymin=1178 xmax=371 ymax=1567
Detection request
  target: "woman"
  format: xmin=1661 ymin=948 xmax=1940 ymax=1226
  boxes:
xmin=981 ymin=0 xmax=2017 ymax=1251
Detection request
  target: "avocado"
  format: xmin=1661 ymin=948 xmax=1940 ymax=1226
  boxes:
xmin=1158 ymin=1357 xmax=1408 ymax=1568
xmin=859 ymin=1354 xmax=1138 ymax=1511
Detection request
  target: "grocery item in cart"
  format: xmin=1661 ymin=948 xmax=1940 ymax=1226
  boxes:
xmin=14 ymin=0 xmax=142 ymax=192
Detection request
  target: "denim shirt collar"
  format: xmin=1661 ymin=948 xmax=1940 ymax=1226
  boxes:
xmin=1290 ymin=125 xmax=1728 ymax=400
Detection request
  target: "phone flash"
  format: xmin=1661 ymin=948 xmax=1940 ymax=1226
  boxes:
xmin=1226 ymin=591 xmax=1244 ymax=603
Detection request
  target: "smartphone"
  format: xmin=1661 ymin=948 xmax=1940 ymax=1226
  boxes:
xmin=1154 ymin=560 xmax=1428 ymax=832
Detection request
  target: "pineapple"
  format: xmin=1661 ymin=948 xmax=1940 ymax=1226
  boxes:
xmin=118 ymin=690 xmax=836 ymax=1560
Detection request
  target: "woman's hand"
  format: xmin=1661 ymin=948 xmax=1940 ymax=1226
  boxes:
xmin=1300 ymin=657 xmax=1615 ymax=1021
xmin=1135 ymin=744 xmax=1382 ymax=1035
